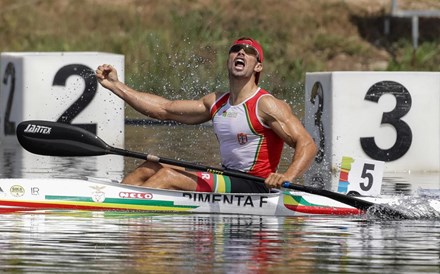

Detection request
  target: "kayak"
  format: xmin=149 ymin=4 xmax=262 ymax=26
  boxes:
xmin=0 ymin=177 xmax=392 ymax=216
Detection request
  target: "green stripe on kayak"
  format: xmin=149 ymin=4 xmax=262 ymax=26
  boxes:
xmin=284 ymin=192 xmax=324 ymax=207
xmin=45 ymin=195 xmax=198 ymax=209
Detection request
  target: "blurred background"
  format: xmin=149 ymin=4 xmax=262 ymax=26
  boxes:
xmin=1 ymin=0 xmax=439 ymax=116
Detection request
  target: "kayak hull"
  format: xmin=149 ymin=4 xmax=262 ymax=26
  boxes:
xmin=0 ymin=177 xmax=378 ymax=216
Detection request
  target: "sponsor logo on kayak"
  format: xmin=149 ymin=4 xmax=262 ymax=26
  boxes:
xmin=10 ymin=185 xmax=25 ymax=197
xmin=183 ymin=193 xmax=268 ymax=207
xmin=23 ymin=124 xmax=52 ymax=134
xmin=119 ymin=192 xmax=153 ymax=199
xmin=90 ymin=185 xmax=105 ymax=203
xmin=31 ymin=187 xmax=40 ymax=195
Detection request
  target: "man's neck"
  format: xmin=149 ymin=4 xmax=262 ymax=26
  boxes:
xmin=228 ymin=79 xmax=258 ymax=105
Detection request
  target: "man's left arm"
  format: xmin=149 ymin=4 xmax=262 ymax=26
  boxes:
xmin=259 ymin=96 xmax=317 ymax=188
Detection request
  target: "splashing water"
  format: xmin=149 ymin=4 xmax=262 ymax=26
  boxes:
xmin=367 ymin=193 xmax=440 ymax=220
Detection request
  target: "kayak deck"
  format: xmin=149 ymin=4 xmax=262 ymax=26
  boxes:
xmin=0 ymin=177 xmax=386 ymax=216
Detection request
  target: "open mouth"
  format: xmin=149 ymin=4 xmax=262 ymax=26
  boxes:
xmin=234 ymin=58 xmax=245 ymax=70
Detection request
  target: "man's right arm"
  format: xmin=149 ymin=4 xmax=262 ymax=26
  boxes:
xmin=96 ymin=64 xmax=214 ymax=125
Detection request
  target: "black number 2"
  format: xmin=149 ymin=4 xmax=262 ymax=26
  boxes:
xmin=360 ymin=81 xmax=412 ymax=162
xmin=1 ymin=63 xmax=98 ymax=136
xmin=2 ymin=62 xmax=16 ymax=135
xmin=53 ymin=64 xmax=98 ymax=134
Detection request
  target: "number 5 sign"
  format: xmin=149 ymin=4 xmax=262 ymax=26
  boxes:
xmin=338 ymin=156 xmax=384 ymax=196
xmin=0 ymin=52 xmax=125 ymax=147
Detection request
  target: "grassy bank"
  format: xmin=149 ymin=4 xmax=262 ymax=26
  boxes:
xmin=1 ymin=0 xmax=440 ymax=113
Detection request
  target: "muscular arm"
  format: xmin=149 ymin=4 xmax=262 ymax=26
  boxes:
xmin=96 ymin=64 xmax=214 ymax=125
xmin=259 ymin=96 xmax=317 ymax=186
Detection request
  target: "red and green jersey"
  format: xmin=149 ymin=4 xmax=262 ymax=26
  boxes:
xmin=210 ymin=88 xmax=284 ymax=178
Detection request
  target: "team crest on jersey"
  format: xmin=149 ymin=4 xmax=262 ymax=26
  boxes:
xmin=237 ymin=133 xmax=248 ymax=145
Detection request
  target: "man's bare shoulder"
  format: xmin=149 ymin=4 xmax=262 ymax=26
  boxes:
xmin=201 ymin=91 xmax=228 ymax=105
xmin=259 ymin=95 xmax=291 ymax=113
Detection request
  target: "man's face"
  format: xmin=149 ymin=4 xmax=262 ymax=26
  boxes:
xmin=227 ymin=44 xmax=261 ymax=81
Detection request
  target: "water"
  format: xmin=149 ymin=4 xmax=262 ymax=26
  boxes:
xmin=0 ymin=124 xmax=439 ymax=273
xmin=1 ymin=213 xmax=439 ymax=273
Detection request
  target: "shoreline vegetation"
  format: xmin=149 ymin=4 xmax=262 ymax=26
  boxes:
xmin=1 ymin=0 xmax=440 ymax=118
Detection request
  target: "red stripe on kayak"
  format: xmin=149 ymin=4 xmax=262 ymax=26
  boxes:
xmin=0 ymin=200 xmax=123 ymax=211
xmin=285 ymin=204 xmax=363 ymax=215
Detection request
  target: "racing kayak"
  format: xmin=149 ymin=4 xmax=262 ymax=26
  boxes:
xmin=0 ymin=177 xmax=388 ymax=216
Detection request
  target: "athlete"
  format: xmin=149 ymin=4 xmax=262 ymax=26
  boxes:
xmin=96 ymin=37 xmax=317 ymax=193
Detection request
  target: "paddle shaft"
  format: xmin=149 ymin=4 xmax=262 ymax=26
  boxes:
xmin=110 ymin=146 xmax=265 ymax=181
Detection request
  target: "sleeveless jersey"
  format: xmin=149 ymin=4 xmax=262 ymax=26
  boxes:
xmin=210 ymin=88 xmax=284 ymax=178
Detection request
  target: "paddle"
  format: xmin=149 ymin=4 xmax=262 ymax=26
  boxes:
xmin=16 ymin=120 xmax=410 ymax=219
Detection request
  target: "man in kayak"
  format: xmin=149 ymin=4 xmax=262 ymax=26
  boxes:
xmin=96 ymin=37 xmax=317 ymax=193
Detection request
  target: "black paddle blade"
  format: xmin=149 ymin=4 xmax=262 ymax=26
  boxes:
xmin=16 ymin=120 xmax=110 ymax=157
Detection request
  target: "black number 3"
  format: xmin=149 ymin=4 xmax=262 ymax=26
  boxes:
xmin=310 ymin=82 xmax=325 ymax=163
xmin=360 ymin=81 xmax=412 ymax=162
